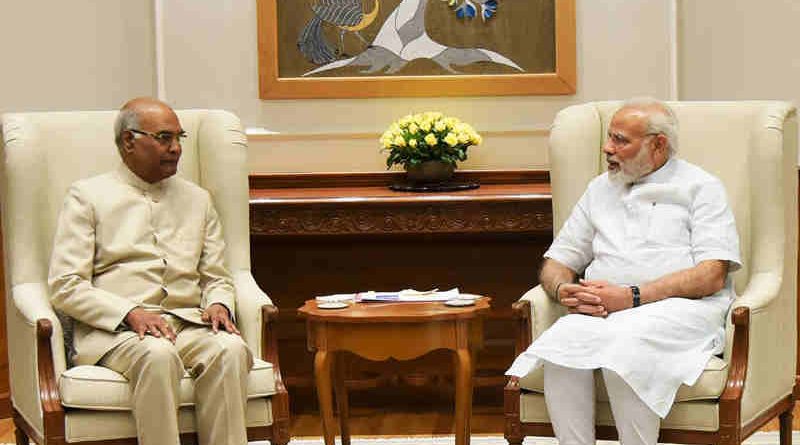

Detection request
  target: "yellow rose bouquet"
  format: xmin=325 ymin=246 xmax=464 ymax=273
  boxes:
xmin=380 ymin=112 xmax=482 ymax=169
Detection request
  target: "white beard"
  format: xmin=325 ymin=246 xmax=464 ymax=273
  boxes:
xmin=608 ymin=143 xmax=655 ymax=185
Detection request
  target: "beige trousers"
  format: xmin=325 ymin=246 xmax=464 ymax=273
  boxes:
xmin=100 ymin=315 xmax=253 ymax=445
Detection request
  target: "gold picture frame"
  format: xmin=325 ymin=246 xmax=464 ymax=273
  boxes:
xmin=257 ymin=0 xmax=576 ymax=99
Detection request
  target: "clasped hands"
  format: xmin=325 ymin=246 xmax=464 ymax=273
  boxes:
xmin=125 ymin=303 xmax=240 ymax=342
xmin=556 ymin=280 xmax=633 ymax=317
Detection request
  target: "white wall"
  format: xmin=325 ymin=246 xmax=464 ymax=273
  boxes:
xmin=159 ymin=0 xmax=672 ymax=173
xmin=678 ymin=0 xmax=800 ymax=163
xmin=679 ymin=0 xmax=800 ymax=103
xmin=0 ymin=1 xmax=155 ymax=113
xmin=9 ymin=1 xmax=800 ymax=173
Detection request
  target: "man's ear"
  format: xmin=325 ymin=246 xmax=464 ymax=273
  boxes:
xmin=121 ymin=131 xmax=135 ymax=152
xmin=653 ymin=134 xmax=669 ymax=155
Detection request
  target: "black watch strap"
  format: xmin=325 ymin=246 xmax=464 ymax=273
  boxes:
xmin=630 ymin=285 xmax=641 ymax=307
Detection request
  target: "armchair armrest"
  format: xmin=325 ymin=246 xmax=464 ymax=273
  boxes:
xmin=519 ymin=285 xmax=567 ymax=345
xmin=7 ymin=282 xmax=67 ymax=441
xmin=11 ymin=282 xmax=67 ymax=376
xmin=731 ymin=271 xmax=781 ymax=314
xmin=261 ymin=304 xmax=291 ymax=443
xmin=35 ymin=319 xmax=66 ymax=443
xmin=232 ymin=271 xmax=274 ymax=359
xmin=231 ymin=270 xmax=289 ymax=433
xmin=723 ymin=270 xmax=781 ymax=373
xmin=724 ymin=270 xmax=796 ymax=425
xmin=717 ymin=306 xmax=749 ymax=444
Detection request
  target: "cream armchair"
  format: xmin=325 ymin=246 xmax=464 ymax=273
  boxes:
xmin=0 ymin=110 xmax=289 ymax=445
xmin=504 ymin=101 xmax=798 ymax=445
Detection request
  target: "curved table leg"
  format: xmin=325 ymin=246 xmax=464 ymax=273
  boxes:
xmin=453 ymin=347 xmax=474 ymax=445
xmin=334 ymin=353 xmax=351 ymax=445
xmin=314 ymin=350 xmax=336 ymax=445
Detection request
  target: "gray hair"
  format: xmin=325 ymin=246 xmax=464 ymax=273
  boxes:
xmin=114 ymin=108 xmax=139 ymax=149
xmin=621 ymin=97 xmax=679 ymax=156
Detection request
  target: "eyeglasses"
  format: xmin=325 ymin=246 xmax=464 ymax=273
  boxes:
xmin=129 ymin=128 xmax=187 ymax=146
xmin=606 ymin=131 xmax=660 ymax=147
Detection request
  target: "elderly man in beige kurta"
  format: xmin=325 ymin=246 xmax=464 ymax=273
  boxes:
xmin=48 ymin=98 xmax=252 ymax=445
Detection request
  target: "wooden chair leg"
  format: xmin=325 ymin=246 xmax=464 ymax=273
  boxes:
xmin=270 ymin=390 xmax=291 ymax=445
xmin=779 ymin=409 xmax=793 ymax=445
xmin=504 ymin=378 xmax=524 ymax=445
xmin=14 ymin=426 xmax=30 ymax=445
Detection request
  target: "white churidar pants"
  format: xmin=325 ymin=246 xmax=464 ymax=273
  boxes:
xmin=544 ymin=362 xmax=660 ymax=445
xmin=99 ymin=315 xmax=253 ymax=445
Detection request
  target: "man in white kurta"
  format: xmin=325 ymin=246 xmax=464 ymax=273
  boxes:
xmin=48 ymin=98 xmax=252 ymax=445
xmin=506 ymin=99 xmax=741 ymax=445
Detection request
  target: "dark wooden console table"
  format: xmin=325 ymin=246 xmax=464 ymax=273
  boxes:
xmin=248 ymin=170 xmax=552 ymax=421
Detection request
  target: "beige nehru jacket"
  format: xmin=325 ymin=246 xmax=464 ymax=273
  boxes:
xmin=48 ymin=164 xmax=236 ymax=366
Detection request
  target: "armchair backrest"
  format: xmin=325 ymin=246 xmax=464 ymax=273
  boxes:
xmin=549 ymin=101 xmax=797 ymax=296
xmin=0 ymin=109 xmax=253 ymax=292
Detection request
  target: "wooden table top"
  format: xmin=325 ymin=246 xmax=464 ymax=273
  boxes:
xmin=297 ymin=296 xmax=492 ymax=323
xmin=250 ymin=183 xmax=551 ymax=205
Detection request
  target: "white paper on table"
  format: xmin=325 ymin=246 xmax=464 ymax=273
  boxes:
xmin=359 ymin=288 xmax=461 ymax=302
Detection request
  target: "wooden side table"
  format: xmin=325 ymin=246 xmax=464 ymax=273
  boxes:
xmin=298 ymin=297 xmax=491 ymax=445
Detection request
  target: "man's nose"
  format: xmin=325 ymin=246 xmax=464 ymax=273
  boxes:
xmin=168 ymin=139 xmax=181 ymax=153
xmin=602 ymin=140 xmax=615 ymax=155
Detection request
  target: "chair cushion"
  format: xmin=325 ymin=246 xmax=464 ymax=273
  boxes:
xmin=518 ymin=355 xmax=728 ymax=402
xmin=519 ymin=392 xmax=721 ymax=431
xmin=59 ymin=358 xmax=275 ymax=410
xmin=64 ymin=399 xmax=274 ymax=442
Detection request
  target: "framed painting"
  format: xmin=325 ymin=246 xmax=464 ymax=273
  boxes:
xmin=257 ymin=0 xmax=576 ymax=99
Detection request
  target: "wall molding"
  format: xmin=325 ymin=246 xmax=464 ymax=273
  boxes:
xmin=246 ymin=128 xmax=551 ymax=142
xmin=668 ymin=0 xmax=679 ymax=100
xmin=154 ymin=0 xmax=167 ymax=101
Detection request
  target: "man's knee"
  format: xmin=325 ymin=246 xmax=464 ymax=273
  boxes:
xmin=136 ymin=338 xmax=183 ymax=377
xmin=208 ymin=334 xmax=253 ymax=367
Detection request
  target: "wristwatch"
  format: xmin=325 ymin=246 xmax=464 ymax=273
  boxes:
xmin=630 ymin=285 xmax=641 ymax=308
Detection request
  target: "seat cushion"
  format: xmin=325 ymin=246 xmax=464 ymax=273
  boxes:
xmin=520 ymin=392 xmax=721 ymax=431
xmin=518 ymin=355 xmax=728 ymax=402
xmin=64 ymin=399 xmax=273 ymax=442
xmin=59 ymin=358 xmax=275 ymax=410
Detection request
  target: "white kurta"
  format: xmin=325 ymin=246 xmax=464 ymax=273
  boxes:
xmin=506 ymin=158 xmax=742 ymax=418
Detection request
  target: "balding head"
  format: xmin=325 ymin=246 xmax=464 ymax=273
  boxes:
xmin=114 ymin=97 xmax=177 ymax=150
xmin=115 ymin=97 xmax=183 ymax=183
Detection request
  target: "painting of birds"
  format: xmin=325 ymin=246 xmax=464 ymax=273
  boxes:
xmin=297 ymin=0 xmax=380 ymax=65
xmin=303 ymin=0 xmax=523 ymax=77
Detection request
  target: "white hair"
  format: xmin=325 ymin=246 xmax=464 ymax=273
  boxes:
xmin=114 ymin=108 xmax=139 ymax=149
xmin=621 ymin=97 xmax=679 ymax=157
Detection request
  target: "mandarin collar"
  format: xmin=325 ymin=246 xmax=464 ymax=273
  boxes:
xmin=634 ymin=157 xmax=677 ymax=186
xmin=114 ymin=163 xmax=172 ymax=198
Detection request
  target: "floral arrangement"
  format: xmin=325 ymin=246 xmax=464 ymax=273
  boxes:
xmin=380 ymin=112 xmax=482 ymax=169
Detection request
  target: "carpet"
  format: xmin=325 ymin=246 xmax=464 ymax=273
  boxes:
xmin=7 ymin=431 xmax=797 ymax=445
xmin=242 ymin=431 xmax=798 ymax=445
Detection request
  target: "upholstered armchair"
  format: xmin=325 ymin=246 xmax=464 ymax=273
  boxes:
xmin=504 ymin=101 xmax=798 ymax=445
xmin=0 ymin=110 xmax=289 ymax=444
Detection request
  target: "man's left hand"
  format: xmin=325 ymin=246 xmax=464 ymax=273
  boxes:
xmin=201 ymin=303 xmax=240 ymax=335
xmin=576 ymin=279 xmax=632 ymax=314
